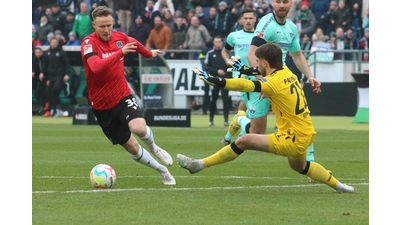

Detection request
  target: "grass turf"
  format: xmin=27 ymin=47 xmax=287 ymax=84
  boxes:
xmin=32 ymin=114 xmax=369 ymax=225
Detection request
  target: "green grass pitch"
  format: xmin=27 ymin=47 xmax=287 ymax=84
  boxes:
xmin=32 ymin=114 xmax=369 ymax=225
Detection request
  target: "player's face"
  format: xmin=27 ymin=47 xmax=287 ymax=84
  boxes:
xmin=92 ymin=15 xmax=114 ymax=42
xmin=242 ymin=12 xmax=256 ymax=31
xmin=272 ymin=0 xmax=292 ymax=19
xmin=257 ymin=58 xmax=267 ymax=76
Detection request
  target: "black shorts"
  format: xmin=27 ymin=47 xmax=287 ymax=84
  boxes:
xmin=92 ymin=94 xmax=144 ymax=145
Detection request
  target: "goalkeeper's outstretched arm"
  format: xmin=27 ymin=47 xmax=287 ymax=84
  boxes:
xmin=192 ymin=68 xmax=262 ymax=93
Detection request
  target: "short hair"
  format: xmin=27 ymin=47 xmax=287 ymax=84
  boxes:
xmin=255 ymin=43 xmax=283 ymax=68
xmin=91 ymin=6 xmax=113 ymax=20
xmin=241 ymin=7 xmax=256 ymax=17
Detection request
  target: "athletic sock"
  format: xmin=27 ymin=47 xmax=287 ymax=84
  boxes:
xmin=238 ymin=116 xmax=250 ymax=136
xmin=203 ymin=144 xmax=242 ymax=167
xmin=139 ymin=125 xmax=156 ymax=152
xmin=129 ymin=146 xmax=161 ymax=170
xmin=306 ymin=162 xmax=339 ymax=188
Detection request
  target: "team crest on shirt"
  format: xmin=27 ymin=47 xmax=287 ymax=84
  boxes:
xmin=116 ymin=41 xmax=123 ymax=48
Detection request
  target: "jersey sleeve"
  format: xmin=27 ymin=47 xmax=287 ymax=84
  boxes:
xmin=128 ymin=36 xmax=153 ymax=58
xmin=81 ymin=37 xmax=125 ymax=74
xmin=288 ymin=23 xmax=301 ymax=53
xmin=225 ymin=33 xmax=234 ymax=50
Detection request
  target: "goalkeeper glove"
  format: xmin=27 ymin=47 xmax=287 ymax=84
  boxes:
xmin=192 ymin=68 xmax=226 ymax=87
xmin=227 ymin=55 xmax=259 ymax=76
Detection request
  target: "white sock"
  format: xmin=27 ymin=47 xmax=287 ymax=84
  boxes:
xmin=129 ymin=146 xmax=161 ymax=170
xmin=139 ymin=126 xmax=157 ymax=152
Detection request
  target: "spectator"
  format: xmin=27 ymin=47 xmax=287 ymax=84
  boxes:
xmin=65 ymin=31 xmax=80 ymax=46
xmin=32 ymin=47 xmax=48 ymax=115
xmin=128 ymin=15 xmax=152 ymax=46
xmin=141 ymin=0 xmax=162 ymax=29
xmin=256 ymin=1 xmax=273 ymax=21
xmin=181 ymin=16 xmax=212 ymax=59
xmin=48 ymin=3 xmax=66 ymax=32
xmin=207 ymin=6 xmax=217 ymax=38
xmin=154 ymin=0 xmax=175 ymax=16
xmin=323 ymin=0 xmax=337 ymax=36
xmin=212 ymin=1 xmax=234 ymax=42
xmin=44 ymin=32 xmax=55 ymax=46
xmin=362 ymin=7 xmax=369 ymax=30
xmin=35 ymin=14 xmax=54 ymax=45
xmin=343 ymin=27 xmax=358 ymax=60
xmin=300 ymin=34 xmax=312 ymax=52
xmin=311 ymin=27 xmax=330 ymax=42
xmin=309 ymin=0 xmax=330 ymax=32
xmin=44 ymin=37 xmax=71 ymax=117
xmin=195 ymin=6 xmax=213 ymax=32
xmin=63 ymin=11 xmax=75 ymax=39
xmin=72 ymin=2 xmax=94 ymax=41
xmin=293 ymin=1 xmax=317 ymax=39
xmin=231 ymin=14 xmax=243 ymax=32
xmin=170 ymin=16 xmax=188 ymax=59
xmin=162 ymin=9 xmax=175 ymax=30
xmin=145 ymin=15 xmax=171 ymax=55
xmin=115 ymin=0 xmax=135 ymax=34
xmin=185 ymin=9 xmax=196 ymax=27
xmin=330 ymin=0 xmax=352 ymax=31
xmin=287 ymin=0 xmax=302 ymax=21
xmin=230 ymin=0 xmax=244 ymax=22
xmin=359 ymin=28 xmax=369 ymax=61
xmin=332 ymin=26 xmax=345 ymax=60
xmin=32 ymin=32 xmax=41 ymax=47
xmin=205 ymin=36 xmax=232 ymax=126
xmin=32 ymin=2 xmax=44 ymax=25
xmin=54 ymin=30 xmax=67 ymax=46
xmin=191 ymin=0 xmax=218 ymax=18
xmin=350 ymin=2 xmax=363 ymax=40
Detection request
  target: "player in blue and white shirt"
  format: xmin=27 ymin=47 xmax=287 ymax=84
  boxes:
xmin=221 ymin=8 xmax=271 ymax=145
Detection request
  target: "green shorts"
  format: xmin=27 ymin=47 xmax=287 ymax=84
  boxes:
xmin=241 ymin=91 xmax=270 ymax=119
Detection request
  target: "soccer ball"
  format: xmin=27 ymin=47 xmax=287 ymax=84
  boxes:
xmin=90 ymin=164 xmax=116 ymax=188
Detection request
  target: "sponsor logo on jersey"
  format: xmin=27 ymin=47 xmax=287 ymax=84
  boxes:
xmin=256 ymin=32 xmax=264 ymax=38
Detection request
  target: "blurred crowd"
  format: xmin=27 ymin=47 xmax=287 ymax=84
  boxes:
xmin=32 ymin=0 xmax=369 ymax=61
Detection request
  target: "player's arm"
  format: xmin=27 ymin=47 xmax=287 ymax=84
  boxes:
xmin=82 ymin=39 xmax=135 ymax=74
xmin=290 ymin=50 xmax=322 ymax=93
xmin=246 ymin=36 xmax=267 ymax=78
xmin=222 ymin=47 xmax=231 ymax=66
xmin=128 ymin=37 xmax=153 ymax=58
xmin=192 ymin=68 xmax=264 ymax=93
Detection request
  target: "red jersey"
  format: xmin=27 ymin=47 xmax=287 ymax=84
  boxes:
xmin=81 ymin=31 xmax=153 ymax=110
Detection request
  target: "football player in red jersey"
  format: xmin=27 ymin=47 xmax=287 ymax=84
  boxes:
xmin=80 ymin=6 xmax=175 ymax=185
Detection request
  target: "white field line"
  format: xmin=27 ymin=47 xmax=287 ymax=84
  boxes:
xmin=32 ymin=175 xmax=368 ymax=194
xmin=35 ymin=175 xmax=369 ymax=180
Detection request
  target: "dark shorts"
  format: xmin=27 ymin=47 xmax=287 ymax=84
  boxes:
xmin=92 ymin=94 xmax=144 ymax=145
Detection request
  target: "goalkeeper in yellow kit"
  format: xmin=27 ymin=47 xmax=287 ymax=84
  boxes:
xmin=177 ymin=42 xmax=354 ymax=193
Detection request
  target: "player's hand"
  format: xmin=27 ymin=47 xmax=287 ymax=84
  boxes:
xmin=226 ymin=55 xmax=259 ymax=76
xmin=308 ymin=77 xmax=322 ymax=93
xmin=192 ymin=68 xmax=218 ymax=86
xmin=151 ymin=49 xmax=164 ymax=58
xmin=122 ymin=42 xmax=137 ymax=55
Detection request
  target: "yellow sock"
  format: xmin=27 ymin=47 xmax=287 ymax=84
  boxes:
xmin=203 ymin=145 xmax=240 ymax=168
xmin=306 ymin=162 xmax=339 ymax=188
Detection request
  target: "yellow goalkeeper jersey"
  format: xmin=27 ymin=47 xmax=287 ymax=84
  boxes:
xmin=225 ymin=66 xmax=316 ymax=138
